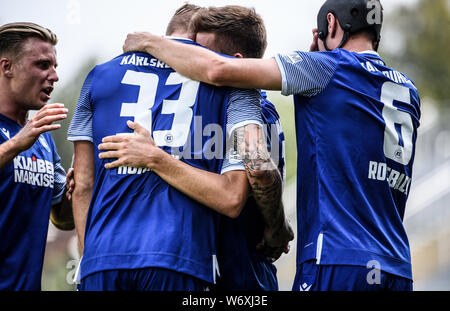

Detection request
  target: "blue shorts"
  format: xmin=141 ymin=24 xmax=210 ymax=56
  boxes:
xmin=216 ymin=253 xmax=278 ymax=291
xmin=292 ymin=260 xmax=412 ymax=291
xmin=78 ymin=267 xmax=211 ymax=291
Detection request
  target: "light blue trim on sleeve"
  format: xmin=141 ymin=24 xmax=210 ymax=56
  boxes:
xmin=275 ymin=51 xmax=338 ymax=97
xmin=67 ymin=136 xmax=94 ymax=143
xmin=68 ymin=68 xmax=95 ymax=142
xmin=220 ymin=88 xmax=263 ymax=174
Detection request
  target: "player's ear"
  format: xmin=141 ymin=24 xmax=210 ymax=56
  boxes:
xmin=232 ymin=53 xmax=244 ymax=59
xmin=327 ymin=13 xmax=338 ymax=38
xmin=0 ymin=58 xmax=14 ymax=78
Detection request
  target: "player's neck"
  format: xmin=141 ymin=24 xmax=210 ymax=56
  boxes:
xmin=0 ymin=107 xmax=28 ymax=126
xmin=342 ymin=38 xmax=375 ymax=53
xmin=166 ymin=31 xmax=193 ymax=41
xmin=0 ymin=87 xmax=28 ymax=126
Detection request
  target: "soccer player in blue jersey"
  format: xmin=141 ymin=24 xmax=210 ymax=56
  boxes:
xmin=68 ymin=4 xmax=290 ymax=291
xmin=123 ymin=0 xmax=421 ymax=291
xmin=0 ymin=22 xmax=74 ymax=290
xmin=98 ymin=5 xmax=292 ymax=291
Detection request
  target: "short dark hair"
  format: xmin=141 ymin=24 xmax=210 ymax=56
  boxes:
xmin=355 ymin=28 xmax=378 ymax=43
xmin=190 ymin=5 xmax=267 ymax=58
xmin=165 ymin=3 xmax=202 ymax=36
xmin=0 ymin=22 xmax=57 ymax=60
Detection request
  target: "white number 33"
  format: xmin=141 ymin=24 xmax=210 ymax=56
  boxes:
xmin=120 ymin=70 xmax=199 ymax=147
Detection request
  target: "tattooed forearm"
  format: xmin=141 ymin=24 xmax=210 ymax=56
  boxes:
xmin=247 ymin=167 xmax=285 ymax=231
xmin=233 ymin=124 xmax=285 ymax=231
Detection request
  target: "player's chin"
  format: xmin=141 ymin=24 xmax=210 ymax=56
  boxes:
xmin=40 ymin=91 xmax=52 ymax=104
xmin=33 ymin=94 xmax=51 ymax=109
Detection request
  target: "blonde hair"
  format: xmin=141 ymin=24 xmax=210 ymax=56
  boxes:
xmin=165 ymin=3 xmax=202 ymax=36
xmin=0 ymin=22 xmax=58 ymax=59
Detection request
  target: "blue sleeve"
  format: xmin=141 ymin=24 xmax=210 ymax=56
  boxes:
xmin=67 ymin=68 xmax=95 ymax=142
xmin=226 ymin=88 xmax=263 ymax=132
xmin=274 ymin=51 xmax=339 ymax=97
xmin=221 ymin=88 xmax=263 ymax=174
xmin=52 ymin=160 xmax=66 ymax=205
xmin=46 ymin=134 xmax=66 ymax=205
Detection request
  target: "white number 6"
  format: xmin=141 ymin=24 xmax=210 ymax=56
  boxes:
xmin=381 ymin=82 xmax=414 ymax=165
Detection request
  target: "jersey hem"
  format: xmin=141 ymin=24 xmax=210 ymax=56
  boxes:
xmin=298 ymin=247 xmax=412 ymax=281
xmin=80 ymin=253 xmax=215 ymax=284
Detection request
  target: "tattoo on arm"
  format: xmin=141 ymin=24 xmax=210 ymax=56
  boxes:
xmin=233 ymin=125 xmax=284 ymax=231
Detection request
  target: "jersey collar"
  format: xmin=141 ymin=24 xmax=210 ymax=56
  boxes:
xmin=358 ymin=50 xmax=379 ymax=56
xmin=164 ymin=36 xmax=194 ymax=42
xmin=358 ymin=50 xmax=385 ymax=65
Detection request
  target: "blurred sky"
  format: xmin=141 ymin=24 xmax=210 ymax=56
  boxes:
xmin=2 ymin=0 xmax=419 ymax=85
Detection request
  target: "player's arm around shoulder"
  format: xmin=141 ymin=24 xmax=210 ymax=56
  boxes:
xmin=98 ymin=121 xmax=250 ymax=218
xmin=208 ymin=57 xmax=282 ymax=91
xmin=123 ymin=32 xmax=282 ymax=91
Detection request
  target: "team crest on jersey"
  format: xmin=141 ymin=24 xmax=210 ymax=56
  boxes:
xmin=1 ymin=128 xmax=10 ymax=140
xmin=286 ymin=52 xmax=303 ymax=64
xmin=299 ymin=282 xmax=312 ymax=291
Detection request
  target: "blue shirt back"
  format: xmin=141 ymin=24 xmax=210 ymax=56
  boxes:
xmin=69 ymin=42 xmax=242 ymax=283
xmin=0 ymin=113 xmax=65 ymax=290
xmin=276 ymin=49 xmax=420 ymax=280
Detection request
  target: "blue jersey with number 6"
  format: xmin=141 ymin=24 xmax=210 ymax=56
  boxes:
xmin=275 ymin=49 xmax=420 ymax=281
xmin=68 ymin=39 xmax=262 ymax=284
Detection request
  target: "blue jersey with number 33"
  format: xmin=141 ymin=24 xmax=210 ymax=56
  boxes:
xmin=68 ymin=40 xmax=244 ymax=283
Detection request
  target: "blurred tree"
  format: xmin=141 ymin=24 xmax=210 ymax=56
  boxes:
xmin=381 ymin=0 xmax=450 ymax=109
xmin=266 ymin=92 xmax=297 ymax=183
xmin=50 ymin=58 xmax=98 ymax=170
